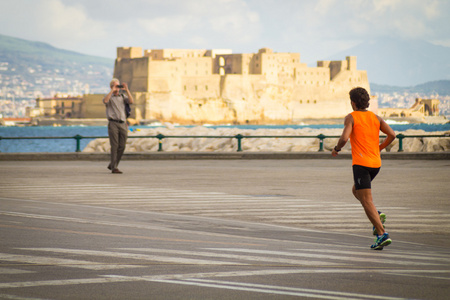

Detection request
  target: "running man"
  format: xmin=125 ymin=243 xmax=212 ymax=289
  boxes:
xmin=332 ymin=87 xmax=396 ymax=250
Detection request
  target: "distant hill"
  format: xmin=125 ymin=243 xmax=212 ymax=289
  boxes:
xmin=328 ymin=38 xmax=450 ymax=87
xmin=0 ymin=34 xmax=113 ymax=67
xmin=0 ymin=34 xmax=114 ymax=96
xmin=371 ymin=80 xmax=450 ymax=95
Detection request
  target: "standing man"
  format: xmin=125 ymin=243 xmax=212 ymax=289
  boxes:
xmin=332 ymin=87 xmax=395 ymax=250
xmin=103 ymin=78 xmax=134 ymax=174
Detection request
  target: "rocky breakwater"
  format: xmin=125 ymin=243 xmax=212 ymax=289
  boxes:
xmin=83 ymin=125 xmax=450 ymax=153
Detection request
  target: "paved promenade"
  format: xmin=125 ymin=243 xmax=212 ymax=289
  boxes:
xmin=0 ymin=159 xmax=449 ymax=299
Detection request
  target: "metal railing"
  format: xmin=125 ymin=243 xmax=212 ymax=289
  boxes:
xmin=0 ymin=133 xmax=448 ymax=153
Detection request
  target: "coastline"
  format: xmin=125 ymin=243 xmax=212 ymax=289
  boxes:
xmin=1 ymin=115 xmax=448 ymax=127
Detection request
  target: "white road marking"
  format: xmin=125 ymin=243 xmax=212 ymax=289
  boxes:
xmin=165 ymin=278 xmax=408 ymax=300
xmin=18 ymin=248 xmax=248 ymax=266
xmin=205 ymin=248 xmax=441 ymax=266
xmin=0 ymin=268 xmax=34 ymax=275
xmin=386 ymin=271 xmax=450 ymax=281
xmin=296 ymin=248 xmax=450 ymax=263
xmin=117 ymin=248 xmax=345 ymax=266
xmin=0 ymin=293 xmax=49 ymax=300
xmin=0 ymin=253 xmax=142 ymax=270
xmin=0 ymin=277 xmax=133 ymax=289
xmin=2 ymin=184 xmax=449 ymax=235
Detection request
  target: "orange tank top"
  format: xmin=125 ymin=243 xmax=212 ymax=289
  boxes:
xmin=350 ymin=111 xmax=381 ymax=168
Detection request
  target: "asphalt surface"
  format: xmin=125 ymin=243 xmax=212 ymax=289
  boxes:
xmin=0 ymin=159 xmax=449 ymax=300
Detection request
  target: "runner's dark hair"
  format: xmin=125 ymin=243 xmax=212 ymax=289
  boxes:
xmin=349 ymin=87 xmax=370 ymax=109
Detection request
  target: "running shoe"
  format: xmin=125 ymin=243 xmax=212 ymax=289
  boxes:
xmin=371 ymin=233 xmax=392 ymax=250
xmin=373 ymin=211 xmax=386 ymax=236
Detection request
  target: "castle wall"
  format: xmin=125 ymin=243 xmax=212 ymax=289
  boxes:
xmin=82 ymin=94 xmax=105 ymax=118
xmin=109 ymin=47 xmax=374 ymax=124
xmin=181 ymin=75 xmax=221 ymax=99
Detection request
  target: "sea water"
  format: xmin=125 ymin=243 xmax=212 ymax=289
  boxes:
xmin=0 ymin=123 xmax=449 ymax=153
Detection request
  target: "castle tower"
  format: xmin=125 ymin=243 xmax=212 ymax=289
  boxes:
xmin=117 ymin=47 xmax=143 ymax=59
xmin=346 ymin=56 xmax=357 ymax=70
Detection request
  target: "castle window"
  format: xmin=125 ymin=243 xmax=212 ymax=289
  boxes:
xmin=184 ymin=85 xmax=186 ymax=91
xmin=195 ymin=85 xmax=198 ymax=91
xmin=205 ymin=85 xmax=208 ymax=91
xmin=307 ymin=100 xmax=310 ymax=104
xmin=314 ymin=100 xmax=317 ymax=104
xmin=300 ymin=100 xmax=302 ymax=104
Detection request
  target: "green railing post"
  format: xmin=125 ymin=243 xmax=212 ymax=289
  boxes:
xmin=74 ymin=135 xmax=82 ymax=152
xmin=317 ymin=134 xmax=326 ymax=152
xmin=235 ymin=134 xmax=243 ymax=152
xmin=156 ymin=134 xmax=165 ymax=152
xmin=397 ymin=134 xmax=405 ymax=152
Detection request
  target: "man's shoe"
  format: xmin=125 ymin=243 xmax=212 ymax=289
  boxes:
xmin=371 ymin=233 xmax=392 ymax=250
xmin=373 ymin=211 xmax=386 ymax=236
xmin=107 ymin=164 xmax=112 ymax=170
xmin=112 ymin=168 xmax=123 ymax=174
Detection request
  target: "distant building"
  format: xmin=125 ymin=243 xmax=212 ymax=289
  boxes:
xmin=34 ymin=95 xmax=83 ymax=118
xmin=378 ymin=98 xmax=440 ymax=118
xmin=83 ymin=47 xmax=373 ymax=124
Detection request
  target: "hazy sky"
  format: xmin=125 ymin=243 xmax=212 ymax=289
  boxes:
xmin=2 ymin=0 xmax=449 ymax=64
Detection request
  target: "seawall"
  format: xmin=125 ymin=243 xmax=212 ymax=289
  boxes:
xmin=1 ymin=152 xmax=449 ymax=161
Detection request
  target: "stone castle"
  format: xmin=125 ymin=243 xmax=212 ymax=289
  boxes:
xmin=85 ymin=47 xmax=374 ymax=124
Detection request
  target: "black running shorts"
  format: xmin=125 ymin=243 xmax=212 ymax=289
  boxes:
xmin=352 ymin=165 xmax=380 ymax=190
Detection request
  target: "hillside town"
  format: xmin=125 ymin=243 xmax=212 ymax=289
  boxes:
xmin=0 ymin=60 xmax=111 ymax=119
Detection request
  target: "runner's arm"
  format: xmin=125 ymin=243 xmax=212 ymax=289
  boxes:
xmin=378 ymin=117 xmax=396 ymax=151
xmin=332 ymin=114 xmax=353 ymax=156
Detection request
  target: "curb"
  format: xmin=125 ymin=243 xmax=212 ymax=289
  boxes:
xmin=0 ymin=152 xmax=449 ymax=161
